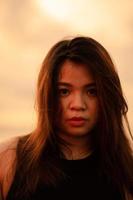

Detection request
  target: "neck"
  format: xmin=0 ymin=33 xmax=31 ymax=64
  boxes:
xmin=65 ymin=149 xmax=92 ymax=160
xmin=60 ymin=134 xmax=93 ymax=160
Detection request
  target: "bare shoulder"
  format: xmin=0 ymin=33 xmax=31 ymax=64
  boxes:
xmin=0 ymin=137 xmax=18 ymax=164
xmin=0 ymin=137 xmax=18 ymax=152
xmin=0 ymin=137 xmax=18 ymax=169
xmin=0 ymin=137 xmax=19 ymax=199
xmin=0 ymin=137 xmax=19 ymax=176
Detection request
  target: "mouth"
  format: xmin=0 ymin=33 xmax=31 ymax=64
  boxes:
xmin=67 ymin=117 xmax=87 ymax=127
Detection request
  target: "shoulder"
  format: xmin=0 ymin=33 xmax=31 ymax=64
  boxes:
xmin=0 ymin=137 xmax=18 ymax=153
xmin=0 ymin=137 xmax=19 ymax=199
xmin=0 ymin=137 xmax=18 ymax=170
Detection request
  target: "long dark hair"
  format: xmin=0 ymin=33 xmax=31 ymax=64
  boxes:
xmin=10 ymin=36 xmax=133 ymax=199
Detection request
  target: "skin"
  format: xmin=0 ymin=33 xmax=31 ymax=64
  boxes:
xmin=57 ymin=60 xmax=99 ymax=159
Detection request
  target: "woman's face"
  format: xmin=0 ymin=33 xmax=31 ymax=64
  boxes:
xmin=56 ymin=60 xmax=99 ymax=142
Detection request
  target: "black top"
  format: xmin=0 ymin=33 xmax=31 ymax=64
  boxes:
xmin=6 ymin=152 xmax=122 ymax=200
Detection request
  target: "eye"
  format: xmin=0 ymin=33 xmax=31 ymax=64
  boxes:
xmin=87 ymin=88 xmax=97 ymax=96
xmin=58 ymin=88 xmax=70 ymax=97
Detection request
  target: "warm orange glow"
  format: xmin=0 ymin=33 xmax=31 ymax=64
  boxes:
xmin=36 ymin=0 xmax=71 ymax=22
xmin=0 ymin=0 xmax=133 ymax=142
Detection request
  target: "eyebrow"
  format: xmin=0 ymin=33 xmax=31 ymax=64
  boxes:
xmin=57 ymin=82 xmax=96 ymax=88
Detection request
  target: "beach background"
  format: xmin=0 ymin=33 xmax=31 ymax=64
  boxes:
xmin=0 ymin=0 xmax=133 ymax=142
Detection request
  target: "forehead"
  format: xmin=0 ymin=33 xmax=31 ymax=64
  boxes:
xmin=58 ymin=60 xmax=94 ymax=84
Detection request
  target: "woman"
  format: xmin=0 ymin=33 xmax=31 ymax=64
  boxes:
xmin=0 ymin=36 xmax=133 ymax=200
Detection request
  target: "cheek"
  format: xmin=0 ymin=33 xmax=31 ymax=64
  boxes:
xmin=59 ymin=98 xmax=68 ymax=114
xmin=95 ymin=102 xmax=99 ymax=121
xmin=90 ymin=100 xmax=99 ymax=117
xmin=56 ymin=100 xmax=66 ymax=121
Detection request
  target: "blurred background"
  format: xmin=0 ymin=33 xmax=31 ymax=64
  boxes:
xmin=0 ymin=0 xmax=133 ymax=142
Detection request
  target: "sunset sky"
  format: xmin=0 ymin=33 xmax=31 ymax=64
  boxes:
xmin=0 ymin=0 xmax=133 ymax=142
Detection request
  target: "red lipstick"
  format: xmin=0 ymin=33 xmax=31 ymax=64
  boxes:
xmin=67 ymin=117 xmax=86 ymax=127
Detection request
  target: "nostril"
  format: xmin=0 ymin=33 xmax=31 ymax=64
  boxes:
xmin=70 ymin=103 xmax=86 ymax=111
xmin=69 ymin=94 xmax=87 ymax=110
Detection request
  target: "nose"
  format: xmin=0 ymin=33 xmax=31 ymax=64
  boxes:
xmin=69 ymin=94 xmax=87 ymax=111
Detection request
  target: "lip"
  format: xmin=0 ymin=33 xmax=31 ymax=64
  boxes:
xmin=67 ymin=117 xmax=87 ymax=127
xmin=69 ymin=117 xmax=86 ymax=120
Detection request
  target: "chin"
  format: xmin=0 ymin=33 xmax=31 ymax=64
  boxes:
xmin=65 ymin=128 xmax=91 ymax=137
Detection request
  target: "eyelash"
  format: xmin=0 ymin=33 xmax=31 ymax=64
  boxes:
xmin=58 ymin=88 xmax=97 ymax=97
xmin=58 ymin=88 xmax=70 ymax=96
xmin=87 ymin=88 xmax=97 ymax=96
